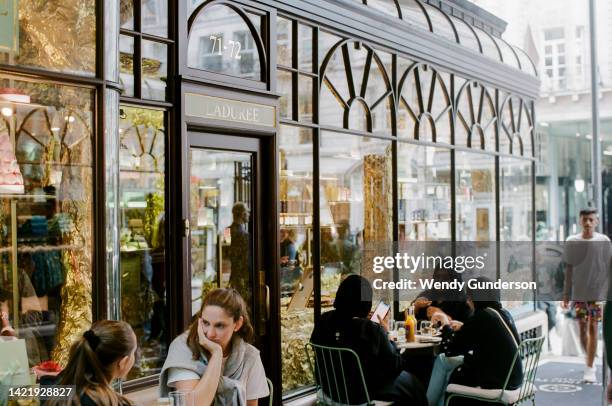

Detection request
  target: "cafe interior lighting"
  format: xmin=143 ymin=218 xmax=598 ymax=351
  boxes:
xmin=574 ymin=178 xmax=585 ymax=193
xmin=1 ymin=107 xmax=13 ymax=117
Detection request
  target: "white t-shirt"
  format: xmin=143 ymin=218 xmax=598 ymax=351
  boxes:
xmin=167 ymin=350 xmax=269 ymax=401
xmin=564 ymin=232 xmax=612 ymax=301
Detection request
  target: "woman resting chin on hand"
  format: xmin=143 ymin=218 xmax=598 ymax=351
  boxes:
xmin=160 ymin=289 xmax=269 ymax=406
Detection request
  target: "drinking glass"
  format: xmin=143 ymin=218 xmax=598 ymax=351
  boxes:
xmin=420 ymin=320 xmax=432 ymax=336
xmin=157 ymin=398 xmax=173 ymax=406
xmin=169 ymin=391 xmax=194 ymax=406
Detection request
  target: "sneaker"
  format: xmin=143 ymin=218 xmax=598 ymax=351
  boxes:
xmin=583 ymin=366 xmax=597 ymax=383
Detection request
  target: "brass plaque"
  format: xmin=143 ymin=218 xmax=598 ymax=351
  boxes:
xmin=185 ymin=93 xmax=276 ymax=127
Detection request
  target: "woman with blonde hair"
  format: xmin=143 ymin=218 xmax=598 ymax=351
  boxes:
xmin=46 ymin=320 xmax=137 ymax=406
xmin=160 ymin=288 xmax=269 ymax=405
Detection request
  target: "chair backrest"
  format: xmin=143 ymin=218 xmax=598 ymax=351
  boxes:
xmin=305 ymin=342 xmax=372 ymax=405
xmin=266 ymin=377 xmax=273 ymax=406
xmin=499 ymin=335 xmax=545 ymax=402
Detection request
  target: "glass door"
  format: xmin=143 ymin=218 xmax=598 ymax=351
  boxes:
xmin=186 ymin=133 xmax=268 ymax=336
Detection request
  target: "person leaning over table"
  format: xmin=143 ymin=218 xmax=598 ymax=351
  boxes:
xmin=426 ymin=277 xmax=523 ymax=406
xmin=412 ymin=266 xmax=472 ymax=326
xmin=160 ymin=288 xmax=269 ymax=406
xmin=310 ymin=274 xmax=427 ymax=406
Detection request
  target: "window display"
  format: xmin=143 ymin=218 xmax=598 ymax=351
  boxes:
xmin=279 ymin=125 xmax=314 ymax=394
xmin=397 ymin=144 xmax=451 ymax=241
xmin=0 ymin=77 xmax=94 ymax=369
xmin=118 ymin=106 xmax=166 ymax=379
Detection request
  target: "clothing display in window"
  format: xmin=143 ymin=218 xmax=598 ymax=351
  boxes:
xmin=0 ymin=133 xmax=24 ymax=194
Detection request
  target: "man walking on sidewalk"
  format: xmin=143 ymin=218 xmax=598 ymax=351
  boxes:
xmin=563 ymin=208 xmax=612 ymax=383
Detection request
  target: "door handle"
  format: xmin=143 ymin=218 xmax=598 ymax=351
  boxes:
xmin=183 ymin=218 xmax=190 ymax=237
xmin=258 ymin=271 xmax=269 ymax=335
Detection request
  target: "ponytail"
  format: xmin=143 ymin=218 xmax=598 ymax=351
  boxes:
xmin=47 ymin=320 xmax=135 ymax=406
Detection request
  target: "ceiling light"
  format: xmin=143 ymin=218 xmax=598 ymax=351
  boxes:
xmin=1 ymin=107 xmax=12 ymax=117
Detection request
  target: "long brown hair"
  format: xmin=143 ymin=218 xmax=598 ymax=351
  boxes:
xmin=48 ymin=320 xmax=135 ymax=406
xmin=187 ymin=288 xmax=254 ymax=360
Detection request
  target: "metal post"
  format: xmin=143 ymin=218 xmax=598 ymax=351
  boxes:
xmin=589 ymin=0 xmax=601 ymax=221
xmin=588 ymin=3 xmax=606 ymax=404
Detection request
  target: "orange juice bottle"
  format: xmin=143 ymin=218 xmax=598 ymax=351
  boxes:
xmin=405 ymin=306 xmax=417 ymax=342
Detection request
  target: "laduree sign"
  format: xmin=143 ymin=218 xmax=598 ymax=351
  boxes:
xmin=185 ymin=93 xmax=275 ymax=127
xmin=0 ymin=0 xmax=18 ymax=53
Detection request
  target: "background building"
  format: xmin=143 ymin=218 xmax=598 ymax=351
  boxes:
xmin=473 ymin=0 xmax=612 ymax=239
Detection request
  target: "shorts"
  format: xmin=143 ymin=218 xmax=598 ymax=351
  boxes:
xmin=573 ymin=301 xmax=602 ymax=322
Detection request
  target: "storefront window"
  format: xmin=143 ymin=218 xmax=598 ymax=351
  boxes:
xmin=0 ymin=1 xmax=96 ymax=76
xmin=320 ymin=41 xmax=392 ymax=133
xmin=455 ymin=151 xmax=496 ymax=241
xmin=397 ymin=144 xmax=451 ymax=241
xmin=455 ymin=81 xmax=496 ymax=151
xmin=398 ymin=64 xmax=452 ymax=143
xmin=118 ymin=106 xmax=166 ymax=380
xmin=120 ymin=35 xmax=136 ymax=97
xmin=279 ymin=125 xmax=314 ymax=394
xmin=142 ymin=40 xmax=168 ymax=101
xmin=142 ymin=0 xmax=169 ymax=38
xmin=320 ymin=131 xmax=392 ymax=300
xmin=500 ymin=158 xmax=534 ymax=307
xmin=187 ymin=4 xmax=263 ymax=81
xmin=0 ymin=77 xmax=94 ymax=369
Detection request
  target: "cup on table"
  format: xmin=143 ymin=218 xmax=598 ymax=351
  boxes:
xmin=168 ymin=391 xmax=194 ymax=406
xmin=419 ymin=320 xmax=432 ymax=336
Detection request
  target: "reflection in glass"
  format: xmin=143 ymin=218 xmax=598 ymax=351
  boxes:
xmin=298 ymin=25 xmax=314 ymax=72
xmin=0 ymin=77 xmax=94 ymax=369
xmin=500 ymin=158 xmax=533 ymax=307
xmin=398 ymin=0 xmax=430 ymax=31
xmin=397 ymin=144 xmax=451 ymax=241
xmin=398 ymin=65 xmax=452 ymax=143
xmin=142 ymin=40 xmax=168 ymax=101
xmin=188 ymin=5 xmax=262 ymax=81
xmin=0 ymin=0 xmax=96 ymax=75
xmin=120 ymin=35 xmax=135 ymax=97
xmin=279 ymin=125 xmax=314 ymax=394
xmin=298 ymin=75 xmax=314 ymax=123
xmin=142 ymin=0 xmax=169 ymax=38
xmin=120 ymin=0 xmax=134 ymax=30
xmin=278 ymin=70 xmax=293 ymax=119
xmin=189 ymin=149 xmax=253 ymax=315
xmin=455 ymin=151 xmax=496 ymax=241
xmin=277 ymin=17 xmax=292 ymax=67
xmin=320 ymin=132 xmax=392 ymax=301
xmin=119 ymin=107 xmax=166 ymax=379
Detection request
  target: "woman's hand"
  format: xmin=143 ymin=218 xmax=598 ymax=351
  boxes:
xmin=431 ymin=311 xmax=451 ymax=327
xmin=449 ymin=320 xmax=463 ymax=331
xmin=413 ymin=297 xmax=432 ymax=312
xmin=198 ymin=319 xmax=222 ymax=355
xmin=377 ymin=312 xmax=390 ymax=333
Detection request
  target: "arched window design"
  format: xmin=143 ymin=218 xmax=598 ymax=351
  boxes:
xmin=364 ymin=0 xmax=401 ymax=18
xmin=499 ymin=96 xmax=533 ymax=157
xmin=398 ymin=63 xmax=452 ymax=143
xmin=187 ymin=2 xmax=266 ymax=82
xmin=320 ymin=40 xmax=394 ymax=133
xmin=455 ymin=80 xmax=496 ymax=151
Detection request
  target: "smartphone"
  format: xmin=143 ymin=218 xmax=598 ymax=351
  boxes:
xmin=370 ymin=301 xmax=390 ymax=324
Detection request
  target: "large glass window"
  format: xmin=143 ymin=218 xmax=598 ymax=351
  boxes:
xmin=455 ymin=151 xmax=496 ymax=242
xmin=0 ymin=77 xmax=94 ymax=369
xmin=397 ymin=144 xmax=451 ymax=241
xmin=500 ymin=158 xmax=534 ymax=308
xmin=0 ymin=1 xmax=96 ymax=75
xmin=279 ymin=125 xmax=314 ymax=395
xmin=118 ymin=106 xmax=166 ymax=380
xmin=187 ymin=4 xmax=263 ymax=81
xmin=319 ymin=131 xmax=393 ymax=298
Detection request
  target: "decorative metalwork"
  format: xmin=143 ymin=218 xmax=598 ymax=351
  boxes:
xmin=319 ymin=40 xmax=393 ymax=133
xmin=455 ymin=80 xmax=496 ymax=150
xmin=499 ymin=95 xmax=534 ymax=157
xmin=398 ymin=62 xmax=453 ymax=143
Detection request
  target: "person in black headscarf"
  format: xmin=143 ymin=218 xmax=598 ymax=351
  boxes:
xmin=310 ymin=274 xmax=427 ymax=406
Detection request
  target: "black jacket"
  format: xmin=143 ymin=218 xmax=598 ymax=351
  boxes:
xmin=442 ymin=307 xmax=523 ymax=390
xmin=310 ymin=310 xmax=403 ymax=404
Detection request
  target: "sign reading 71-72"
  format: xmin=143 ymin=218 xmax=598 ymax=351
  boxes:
xmin=0 ymin=0 xmax=18 ymax=53
xmin=209 ymin=35 xmax=242 ymax=60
